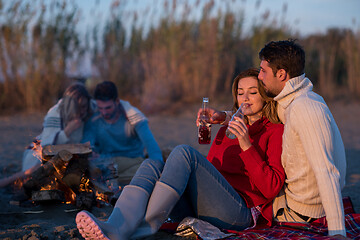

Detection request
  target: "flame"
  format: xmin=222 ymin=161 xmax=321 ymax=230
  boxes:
xmin=51 ymin=160 xmax=68 ymax=178
xmin=31 ymin=139 xmax=43 ymax=163
xmin=79 ymin=176 xmax=93 ymax=193
xmin=95 ymin=190 xmax=109 ymax=203
xmin=37 ymin=176 xmax=77 ymax=204
xmin=65 ymin=190 xmax=77 ymax=204
xmin=20 ymin=142 xmax=117 ymax=206
xmin=40 ymin=178 xmax=59 ymax=190
xmin=95 ymin=180 xmax=122 ymax=204
xmin=13 ymin=178 xmax=24 ymax=191
xmin=81 ymin=175 xmax=111 ymax=203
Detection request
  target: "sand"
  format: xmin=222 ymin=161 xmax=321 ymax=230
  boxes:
xmin=0 ymin=101 xmax=359 ymax=239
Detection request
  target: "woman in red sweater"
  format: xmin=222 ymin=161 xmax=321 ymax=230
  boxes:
xmin=76 ymin=68 xmax=284 ymax=240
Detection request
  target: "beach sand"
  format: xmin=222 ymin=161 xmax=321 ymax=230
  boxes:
xmin=0 ymin=101 xmax=359 ymax=239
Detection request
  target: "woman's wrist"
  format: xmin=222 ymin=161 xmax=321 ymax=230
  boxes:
xmin=240 ymin=142 xmax=252 ymax=151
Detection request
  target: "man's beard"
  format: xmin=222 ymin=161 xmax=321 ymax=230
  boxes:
xmin=265 ymin=89 xmax=277 ymax=98
xmin=262 ymin=84 xmax=277 ymax=98
xmin=102 ymin=111 xmax=117 ymax=120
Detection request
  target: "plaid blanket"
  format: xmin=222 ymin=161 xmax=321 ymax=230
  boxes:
xmin=224 ymin=197 xmax=360 ymax=239
xmin=225 ymin=213 xmax=360 ymax=239
xmin=161 ymin=197 xmax=360 ymax=239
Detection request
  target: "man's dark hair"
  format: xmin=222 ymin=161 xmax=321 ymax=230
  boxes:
xmin=94 ymin=81 xmax=118 ymax=101
xmin=259 ymin=39 xmax=305 ymax=79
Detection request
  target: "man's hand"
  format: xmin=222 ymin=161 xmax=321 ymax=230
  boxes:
xmin=196 ymin=107 xmax=227 ymax=126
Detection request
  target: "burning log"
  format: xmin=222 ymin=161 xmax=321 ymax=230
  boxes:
xmin=23 ymin=149 xmax=73 ymax=198
xmin=22 ymin=143 xmax=93 ymax=203
xmin=42 ymin=143 xmax=93 ymax=193
xmin=14 ymin=143 xmax=116 ymax=209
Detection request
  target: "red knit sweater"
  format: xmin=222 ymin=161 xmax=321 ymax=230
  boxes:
xmin=207 ymin=117 xmax=284 ymax=226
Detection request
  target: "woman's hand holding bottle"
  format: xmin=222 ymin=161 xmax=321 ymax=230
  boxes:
xmin=227 ymin=116 xmax=252 ymax=151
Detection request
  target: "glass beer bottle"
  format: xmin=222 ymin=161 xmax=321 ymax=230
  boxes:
xmin=198 ymin=97 xmax=211 ymax=144
xmin=225 ymin=103 xmax=245 ymax=139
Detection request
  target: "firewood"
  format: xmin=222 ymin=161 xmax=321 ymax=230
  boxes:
xmin=62 ymin=153 xmax=90 ymax=193
xmin=23 ymin=150 xmax=73 ymax=197
xmin=19 ymin=144 xmax=98 ymax=206
xmin=41 ymin=143 xmax=92 ymax=193
xmin=42 ymin=143 xmax=91 ymax=161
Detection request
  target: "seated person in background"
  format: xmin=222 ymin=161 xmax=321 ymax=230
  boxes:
xmin=76 ymin=68 xmax=285 ymax=240
xmin=82 ymin=81 xmax=163 ymax=189
xmin=0 ymin=82 xmax=93 ymax=187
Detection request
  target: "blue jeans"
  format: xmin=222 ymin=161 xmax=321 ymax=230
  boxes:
xmin=129 ymin=144 xmax=252 ymax=231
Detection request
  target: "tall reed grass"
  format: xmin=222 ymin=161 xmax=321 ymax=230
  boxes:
xmin=0 ymin=0 xmax=359 ymax=114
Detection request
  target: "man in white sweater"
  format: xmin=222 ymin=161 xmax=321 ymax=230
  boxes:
xmin=258 ymin=40 xmax=347 ymax=237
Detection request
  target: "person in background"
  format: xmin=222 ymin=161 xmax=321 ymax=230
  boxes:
xmin=0 ymin=82 xmax=92 ymax=187
xmin=81 ymin=81 xmax=163 ymax=189
xmin=75 ymin=68 xmax=285 ymax=240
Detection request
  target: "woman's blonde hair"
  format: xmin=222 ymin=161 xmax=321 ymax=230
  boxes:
xmin=59 ymin=82 xmax=92 ymax=127
xmin=231 ymin=68 xmax=281 ymax=124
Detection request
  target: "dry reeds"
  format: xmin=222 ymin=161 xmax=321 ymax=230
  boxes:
xmin=0 ymin=0 xmax=359 ymax=114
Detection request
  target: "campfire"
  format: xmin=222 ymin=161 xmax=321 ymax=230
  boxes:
xmin=16 ymin=143 xmax=115 ymax=210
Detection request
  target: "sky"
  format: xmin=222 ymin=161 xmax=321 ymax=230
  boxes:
xmin=78 ymin=0 xmax=360 ymax=37
xmin=241 ymin=0 xmax=359 ymax=35
xmin=1 ymin=0 xmax=358 ymax=77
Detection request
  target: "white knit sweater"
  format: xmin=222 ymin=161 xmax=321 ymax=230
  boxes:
xmin=41 ymin=99 xmax=84 ymax=146
xmin=272 ymin=74 xmax=347 ymax=236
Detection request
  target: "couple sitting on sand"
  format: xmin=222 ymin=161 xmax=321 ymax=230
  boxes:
xmin=75 ymin=40 xmax=348 ymax=240
xmin=0 ymin=81 xmax=163 ymax=193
